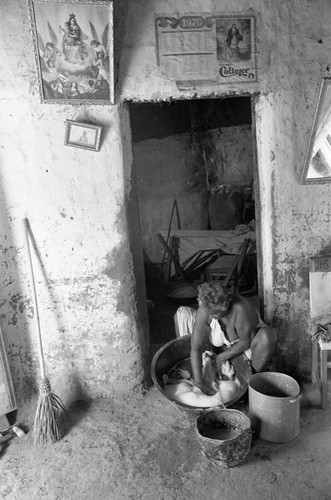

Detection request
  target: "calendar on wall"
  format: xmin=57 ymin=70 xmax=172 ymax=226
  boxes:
xmin=155 ymin=13 xmax=257 ymax=88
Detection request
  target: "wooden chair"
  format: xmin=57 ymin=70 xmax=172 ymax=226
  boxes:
xmin=309 ymin=256 xmax=331 ymax=409
xmin=157 ymin=233 xmax=219 ymax=283
xmin=157 ymin=233 xmax=188 ymax=282
xmin=205 ymin=238 xmax=251 ymax=289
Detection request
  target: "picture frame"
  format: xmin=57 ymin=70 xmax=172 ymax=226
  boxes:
xmin=301 ymin=78 xmax=331 ymax=184
xmin=27 ymin=0 xmax=114 ymax=104
xmin=64 ymin=120 xmax=102 ymax=151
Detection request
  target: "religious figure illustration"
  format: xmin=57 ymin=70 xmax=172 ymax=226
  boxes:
xmin=93 ymin=74 xmax=109 ymax=93
xmin=59 ymin=14 xmax=88 ymax=65
xmin=31 ymin=3 xmax=112 ymax=102
xmin=50 ymin=73 xmax=70 ymax=96
xmin=215 ymin=18 xmax=253 ymax=66
xmin=225 ymin=24 xmax=243 ymax=58
xmin=69 ymin=81 xmax=80 ymax=97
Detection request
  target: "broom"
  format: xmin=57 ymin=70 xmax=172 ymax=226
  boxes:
xmin=23 ymin=218 xmax=65 ymax=444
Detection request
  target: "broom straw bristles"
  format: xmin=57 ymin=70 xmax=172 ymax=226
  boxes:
xmin=33 ymin=377 xmax=66 ymax=445
xmin=24 ymin=220 xmax=66 ymax=445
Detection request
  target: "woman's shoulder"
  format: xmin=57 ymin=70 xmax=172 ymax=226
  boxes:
xmin=191 ymin=306 xmax=212 ymax=346
xmin=232 ymin=295 xmax=258 ymax=321
xmin=231 ymin=294 xmax=251 ymax=312
xmin=196 ymin=305 xmax=212 ymax=323
xmin=232 ymin=292 xmax=249 ymax=307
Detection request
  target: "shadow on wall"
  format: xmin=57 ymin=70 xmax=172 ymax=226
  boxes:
xmin=0 ymin=197 xmax=79 ymax=407
xmin=113 ymin=0 xmax=152 ymax=99
xmin=0 ymin=185 xmax=35 ymax=406
xmin=119 ymin=102 xmax=152 ymax=387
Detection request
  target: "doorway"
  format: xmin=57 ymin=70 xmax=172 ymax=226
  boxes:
xmin=128 ymin=96 xmax=259 ymax=355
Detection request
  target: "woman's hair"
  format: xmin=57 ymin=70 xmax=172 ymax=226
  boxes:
xmin=197 ymin=282 xmax=233 ymax=317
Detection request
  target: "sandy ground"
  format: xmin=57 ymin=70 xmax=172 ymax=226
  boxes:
xmin=0 ymin=383 xmax=330 ymax=500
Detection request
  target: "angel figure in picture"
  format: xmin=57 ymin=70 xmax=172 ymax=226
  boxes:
xmin=42 ymin=41 xmax=61 ymax=69
xmin=87 ymin=21 xmax=110 ymax=76
xmin=94 ymin=51 xmax=109 ymax=82
xmin=90 ymin=40 xmax=108 ymax=66
xmin=37 ymin=21 xmax=62 ymax=73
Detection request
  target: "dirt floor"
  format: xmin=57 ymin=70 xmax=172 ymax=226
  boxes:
xmin=0 ymin=381 xmax=331 ymax=500
xmin=1 ymin=286 xmax=331 ymax=499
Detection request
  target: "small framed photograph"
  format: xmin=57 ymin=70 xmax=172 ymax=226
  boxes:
xmin=64 ymin=120 xmax=102 ymax=151
xmin=27 ymin=0 xmax=114 ymax=104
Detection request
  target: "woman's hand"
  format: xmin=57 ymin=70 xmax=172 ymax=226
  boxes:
xmin=194 ymin=380 xmax=217 ymax=396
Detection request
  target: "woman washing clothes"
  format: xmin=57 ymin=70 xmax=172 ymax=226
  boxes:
xmin=174 ymin=281 xmax=277 ymax=395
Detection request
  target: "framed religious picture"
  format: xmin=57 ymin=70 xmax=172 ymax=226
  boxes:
xmin=27 ymin=0 xmax=114 ymax=104
xmin=64 ymin=120 xmax=102 ymax=151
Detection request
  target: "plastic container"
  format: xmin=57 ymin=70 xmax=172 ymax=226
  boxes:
xmin=195 ymin=408 xmax=251 ymax=467
xmin=248 ymin=372 xmax=301 ymax=443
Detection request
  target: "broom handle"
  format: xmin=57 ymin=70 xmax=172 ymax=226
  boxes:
xmin=23 ymin=219 xmax=46 ymax=380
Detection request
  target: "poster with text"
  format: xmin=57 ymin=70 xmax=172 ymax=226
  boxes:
xmin=155 ymin=13 xmax=257 ymax=88
xmin=155 ymin=14 xmax=218 ymax=86
xmin=215 ymin=15 xmax=257 ymax=84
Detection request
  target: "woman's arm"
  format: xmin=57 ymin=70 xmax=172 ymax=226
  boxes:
xmin=190 ymin=307 xmax=216 ymax=395
xmin=216 ymin=337 xmax=250 ymax=363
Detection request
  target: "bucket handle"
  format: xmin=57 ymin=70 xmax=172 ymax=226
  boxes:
xmin=287 ymin=394 xmax=302 ymax=404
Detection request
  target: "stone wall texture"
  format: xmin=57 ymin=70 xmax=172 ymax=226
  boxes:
xmin=1 ymin=0 xmax=331 ymax=405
